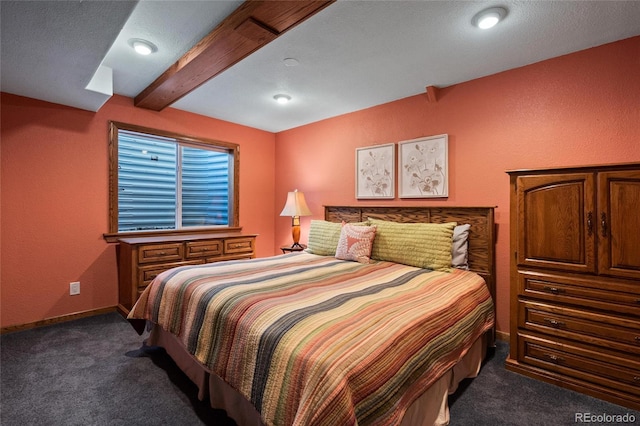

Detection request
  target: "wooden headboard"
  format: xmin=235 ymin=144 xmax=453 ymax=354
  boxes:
xmin=324 ymin=205 xmax=496 ymax=337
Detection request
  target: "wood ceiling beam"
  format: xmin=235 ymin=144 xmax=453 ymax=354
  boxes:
xmin=134 ymin=0 xmax=335 ymax=111
xmin=425 ymin=85 xmax=439 ymax=103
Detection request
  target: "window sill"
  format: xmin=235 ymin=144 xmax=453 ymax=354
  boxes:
xmin=103 ymin=226 xmax=244 ymax=243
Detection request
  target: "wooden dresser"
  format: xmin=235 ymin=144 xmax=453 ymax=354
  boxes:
xmin=117 ymin=233 xmax=256 ymax=316
xmin=506 ymin=163 xmax=640 ymax=410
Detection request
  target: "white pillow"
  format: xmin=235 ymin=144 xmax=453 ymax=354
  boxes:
xmin=452 ymin=224 xmax=471 ymax=270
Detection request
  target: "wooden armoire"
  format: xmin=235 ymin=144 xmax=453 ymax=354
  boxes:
xmin=506 ymin=163 xmax=640 ymax=410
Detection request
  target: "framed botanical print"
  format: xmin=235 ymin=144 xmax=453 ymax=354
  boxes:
xmin=398 ymin=134 xmax=448 ymax=198
xmin=355 ymin=143 xmax=395 ymax=199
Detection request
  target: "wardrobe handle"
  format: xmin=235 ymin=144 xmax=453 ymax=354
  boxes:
xmin=601 ymin=212 xmax=607 ymax=237
xmin=543 ymin=286 xmax=564 ymax=295
xmin=586 ymin=212 xmax=593 ymax=236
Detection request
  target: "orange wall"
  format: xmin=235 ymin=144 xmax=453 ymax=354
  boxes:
xmin=2 ymin=37 xmax=639 ymax=332
xmin=274 ymin=36 xmax=640 ymax=334
xmin=1 ymin=94 xmax=276 ymax=328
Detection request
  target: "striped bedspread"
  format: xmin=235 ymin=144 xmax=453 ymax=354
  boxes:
xmin=129 ymin=252 xmax=494 ymax=426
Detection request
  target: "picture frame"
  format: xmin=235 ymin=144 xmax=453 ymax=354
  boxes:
xmin=355 ymin=143 xmax=395 ymax=199
xmin=398 ymin=134 xmax=448 ymax=198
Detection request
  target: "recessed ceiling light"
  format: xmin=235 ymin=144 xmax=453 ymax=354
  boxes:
xmin=283 ymin=58 xmax=299 ymax=67
xmin=274 ymin=94 xmax=291 ymax=104
xmin=128 ymin=38 xmax=158 ymax=55
xmin=472 ymin=7 xmax=507 ymax=29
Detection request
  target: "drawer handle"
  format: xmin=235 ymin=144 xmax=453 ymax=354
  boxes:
xmin=635 ymin=336 xmax=640 ymax=343
xmin=159 ymin=251 xmax=166 ymax=255
xmin=543 ymin=286 xmax=564 ymax=295
xmin=545 ymin=353 xmax=564 ymax=364
xmin=544 ymin=318 xmax=565 ymax=328
xmin=635 ymin=376 xmax=640 ymax=382
xmin=229 ymin=244 xmax=244 ymax=249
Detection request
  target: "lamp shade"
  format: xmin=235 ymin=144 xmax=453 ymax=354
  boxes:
xmin=280 ymin=190 xmax=312 ymax=217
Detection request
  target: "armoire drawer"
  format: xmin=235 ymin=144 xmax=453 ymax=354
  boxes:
xmin=518 ymin=333 xmax=640 ymax=397
xmin=518 ymin=300 xmax=640 ymax=354
xmin=518 ymin=271 xmax=640 ymax=316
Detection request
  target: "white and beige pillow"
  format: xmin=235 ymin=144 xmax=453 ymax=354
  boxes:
xmin=335 ymin=223 xmax=377 ymax=263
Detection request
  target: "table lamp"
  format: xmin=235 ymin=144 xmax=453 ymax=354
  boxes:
xmin=280 ymin=189 xmax=312 ymax=249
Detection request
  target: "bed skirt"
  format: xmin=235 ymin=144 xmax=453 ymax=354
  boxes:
xmin=146 ymin=324 xmax=488 ymax=426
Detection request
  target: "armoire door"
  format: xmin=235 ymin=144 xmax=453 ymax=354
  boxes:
xmin=516 ymin=173 xmax=596 ymax=273
xmin=598 ymin=170 xmax=640 ymax=280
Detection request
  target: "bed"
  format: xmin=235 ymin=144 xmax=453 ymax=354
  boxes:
xmin=128 ymin=205 xmax=496 ymax=426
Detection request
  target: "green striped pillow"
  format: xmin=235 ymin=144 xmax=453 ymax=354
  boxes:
xmin=305 ymin=220 xmax=343 ymax=255
xmin=368 ymin=218 xmax=456 ymax=271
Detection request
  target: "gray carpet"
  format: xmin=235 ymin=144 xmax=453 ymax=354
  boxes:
xmin=1 ymin=312 xmax=638 ymax=425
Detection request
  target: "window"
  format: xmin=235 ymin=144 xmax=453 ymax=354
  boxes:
xmin=105 ymin=122 xmax=239 ymax=241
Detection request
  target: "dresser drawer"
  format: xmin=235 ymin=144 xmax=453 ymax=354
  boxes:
xmin=518 ymin=271 xmax=640 ymax=316
xmin=137 ymin=260 xmax=204 ymax=288
xmin=206 ymin=254 xmax=253 ymax=264
xmin=138 ymin=243 xmax=184 ymax=264
xmin=518 ymin=333 xmax=640 ymax=397
xmin=186 ymin=240 xmax=223 ymax=258
xmin=519 ymin=300 xmax=640 ymax=354
xmin=224 ymin=238 xmax=255 ymax=255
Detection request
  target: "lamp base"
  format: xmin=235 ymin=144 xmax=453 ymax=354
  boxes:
xmin=290 ymin=218 xmax=302 ymax=248
xmin=291 ymin=242 xmax=305 ymax=249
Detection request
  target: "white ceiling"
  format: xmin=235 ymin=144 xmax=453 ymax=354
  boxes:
xmin=2 ymin=0 xmax=640 ymax=133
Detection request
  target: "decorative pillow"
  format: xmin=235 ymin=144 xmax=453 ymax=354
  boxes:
xmin=306 ymin=220 xmax=371 ymax=256
xmin=335 ymin=223 xmax=377 ymax=263
xmin=452 ymin=224 xmax=471 ymax=270
xmin=368 ymin=218 xmax=456 ymax=271
xmin=305 ymin=220 xmax=343 ymax=256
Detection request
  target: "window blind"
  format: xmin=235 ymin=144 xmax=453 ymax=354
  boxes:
xmin=117 ymin=130 xmax=230 ymax=232
xmin=181 ymin=145 xmax=230 ymax=227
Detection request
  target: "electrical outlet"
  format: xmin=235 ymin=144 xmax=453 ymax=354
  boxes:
xmin=69 ymin=281 xmax=80 ymax=296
